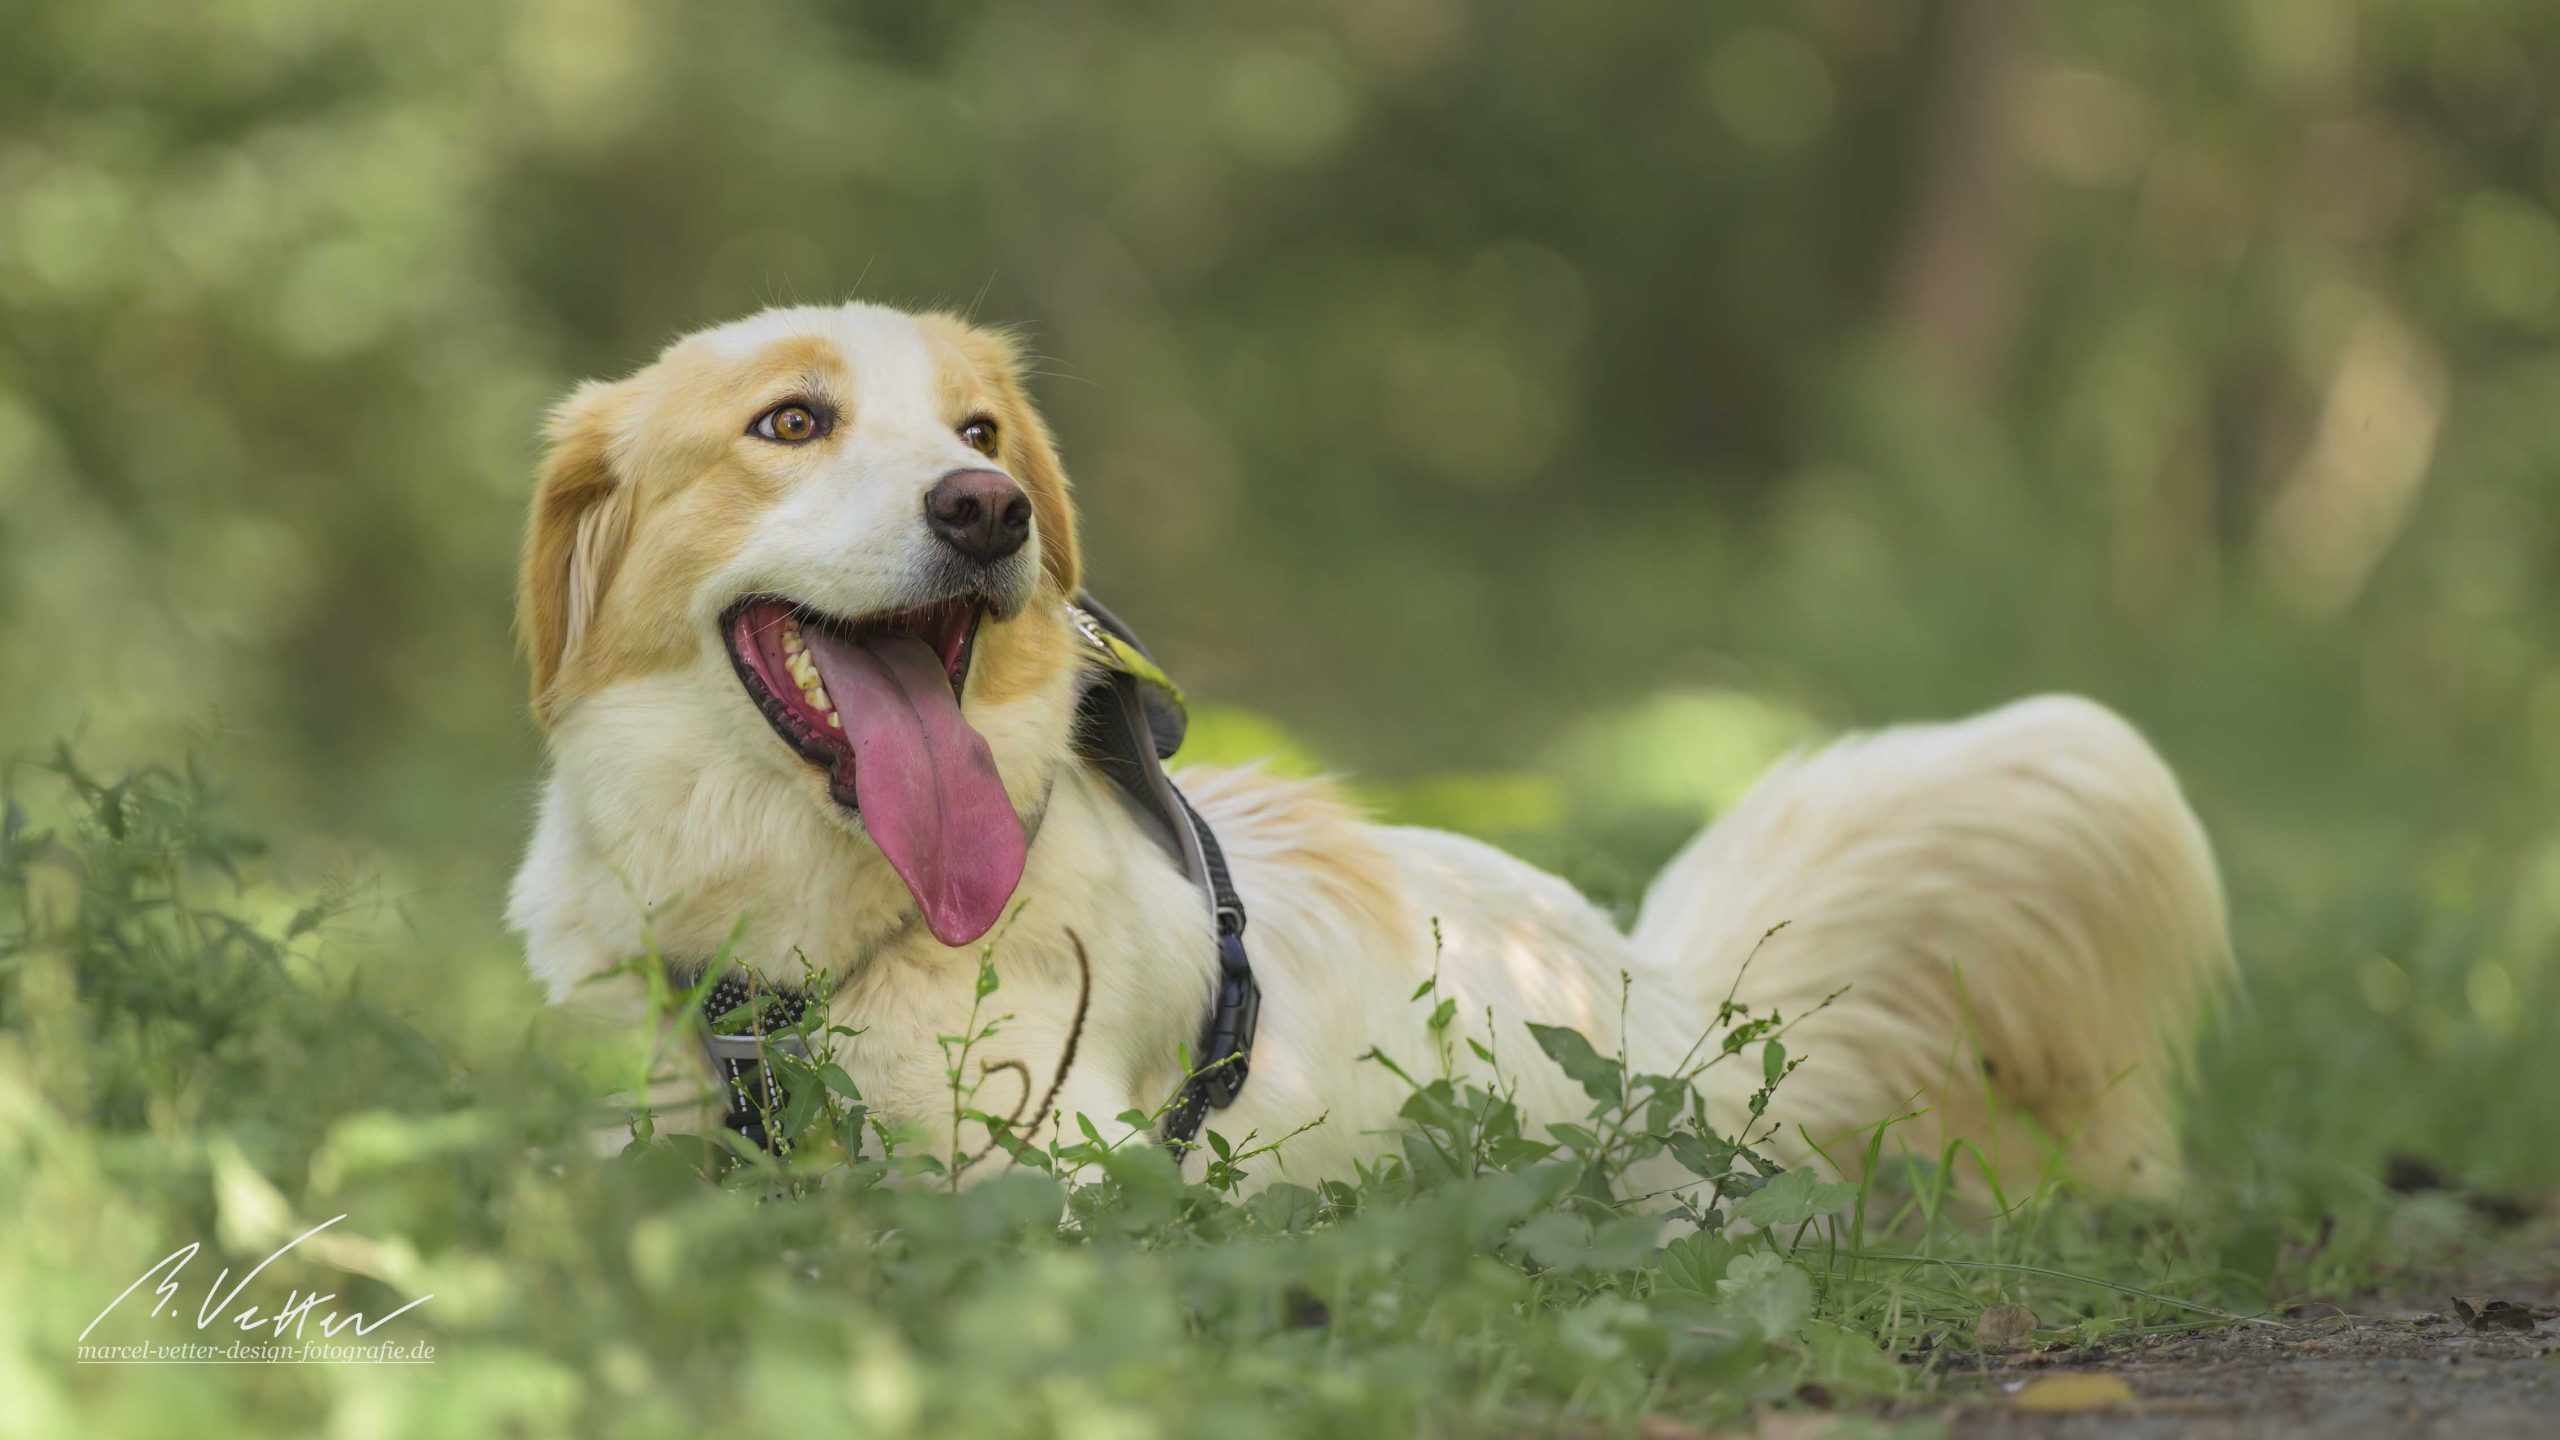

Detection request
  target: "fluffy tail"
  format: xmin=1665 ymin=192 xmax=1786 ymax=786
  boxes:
xmin=1630 ymin=695 xmax=2231 ymax=1198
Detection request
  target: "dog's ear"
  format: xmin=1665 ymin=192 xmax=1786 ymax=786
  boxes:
xmin=519 ymin=380 xmax=635 ymax=726
xmin=1004 ymin=378 xmax=1081 ymax=598
xmin=952 ymin=327 xmax=1079 ymax=597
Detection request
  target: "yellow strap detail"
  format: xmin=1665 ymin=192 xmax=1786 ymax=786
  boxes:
xmin=1070 ymin=603 xmax=1188 ymax=715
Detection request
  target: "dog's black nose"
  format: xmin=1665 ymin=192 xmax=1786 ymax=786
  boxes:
xmin=923 ymin=469 xmax=1032 ymax=565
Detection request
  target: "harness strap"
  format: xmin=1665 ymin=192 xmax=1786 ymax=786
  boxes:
xmin=693 ymin=971 xmax=811 ymax=1155
xmin=1156 ymin=789 xmax=1258 ymax=1149
xmin=1070 ymin=596 xmax=1260 ymax=1155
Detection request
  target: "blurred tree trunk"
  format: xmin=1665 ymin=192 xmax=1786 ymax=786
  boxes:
xmin=1881 ymin=0 xmax=2032 ymax=397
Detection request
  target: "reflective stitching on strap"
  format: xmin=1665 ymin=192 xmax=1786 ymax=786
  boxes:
xmin=693 ymin=971 xmax=810 ymax=1155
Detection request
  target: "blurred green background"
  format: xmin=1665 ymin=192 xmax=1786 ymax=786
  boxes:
xmin=4 ymin=1 xmax=2558 ymax=1184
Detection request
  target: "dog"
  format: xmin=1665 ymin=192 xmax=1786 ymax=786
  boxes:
xmin=507 ymin=301 xmax=2231 ymax=1198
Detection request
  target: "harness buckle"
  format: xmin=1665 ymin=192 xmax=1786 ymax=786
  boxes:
xmin=705 ymin=1030 xmax=811 ymax=1153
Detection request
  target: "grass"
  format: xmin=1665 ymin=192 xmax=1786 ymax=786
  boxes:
xmin=2 ymin=748 xmax=2549 ymax=1438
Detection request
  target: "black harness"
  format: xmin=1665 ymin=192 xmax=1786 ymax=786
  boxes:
xmin=696 ymin=594 xmax=1259 ymax=1162
xmin=698 ymin=972 xmax=809 ymax=1154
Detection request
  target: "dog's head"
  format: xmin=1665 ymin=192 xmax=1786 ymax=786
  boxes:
xmin=519 ymin=304 xmax=1085 ymax=947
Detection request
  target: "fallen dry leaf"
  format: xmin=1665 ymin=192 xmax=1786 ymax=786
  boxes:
xmin=1975 ymin=1301 xmax=2038 ymax=1352
xmin=2448 ymin=1296 xmax=2547 ymax=1332
xmin=2010 ymin=1373 xmax=2137 ymax=1412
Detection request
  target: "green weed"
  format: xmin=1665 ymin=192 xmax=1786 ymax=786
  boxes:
xmin=0 ymin=753 xmax=2530 ymax=1438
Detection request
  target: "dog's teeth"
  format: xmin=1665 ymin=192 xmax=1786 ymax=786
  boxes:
xmin=825 ymin=711 xmax=841 ymax=730
xmin=776 ymin=641 xmax=834 ymax=714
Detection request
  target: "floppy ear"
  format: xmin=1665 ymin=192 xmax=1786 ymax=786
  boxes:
xmin=961 ymin=332 xmax=1079 ymax=597
xmin=519 ymin=381 xmax=635 ymax=726
xmin=1005 ymin=385 xmax=1081 ymax=598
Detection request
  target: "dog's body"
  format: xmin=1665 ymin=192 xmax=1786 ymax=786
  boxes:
xmin=510 ymin=302 xmax=2230 ymax=1196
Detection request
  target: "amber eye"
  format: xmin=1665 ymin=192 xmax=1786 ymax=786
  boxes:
xmin=750 ymin=402 xmax=828 ymax=444
xmin=958 ymin=416 xmax=999 ymax=456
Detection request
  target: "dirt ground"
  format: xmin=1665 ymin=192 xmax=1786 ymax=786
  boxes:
xmin=1945 ymin=1257 xmax=2560 ymax=1438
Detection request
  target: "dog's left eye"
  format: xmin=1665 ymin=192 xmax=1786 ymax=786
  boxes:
xmin=959 ymin=416 xmax=999 ymax=456
xmin=750 ymin=402 xmax=829 ymax=444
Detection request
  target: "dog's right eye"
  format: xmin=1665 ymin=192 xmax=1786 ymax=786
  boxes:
xmin=749 ymin=402 xmax=829 ymax=444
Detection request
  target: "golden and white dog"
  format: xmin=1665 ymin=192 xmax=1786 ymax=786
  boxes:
xmin=508 ymin=301 xmax=2230 ymax=1197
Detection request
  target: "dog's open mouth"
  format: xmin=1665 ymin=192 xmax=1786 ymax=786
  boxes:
xmin=723 ymin=595 xmax=1026 ymax=947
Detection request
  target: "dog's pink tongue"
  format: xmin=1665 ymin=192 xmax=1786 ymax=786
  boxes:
xmin=802 ymin=629 xmax=1025 ymax=947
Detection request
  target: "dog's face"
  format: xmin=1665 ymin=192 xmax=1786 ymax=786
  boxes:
xmin=520 ymin=304 xmax=1084 ymax=946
